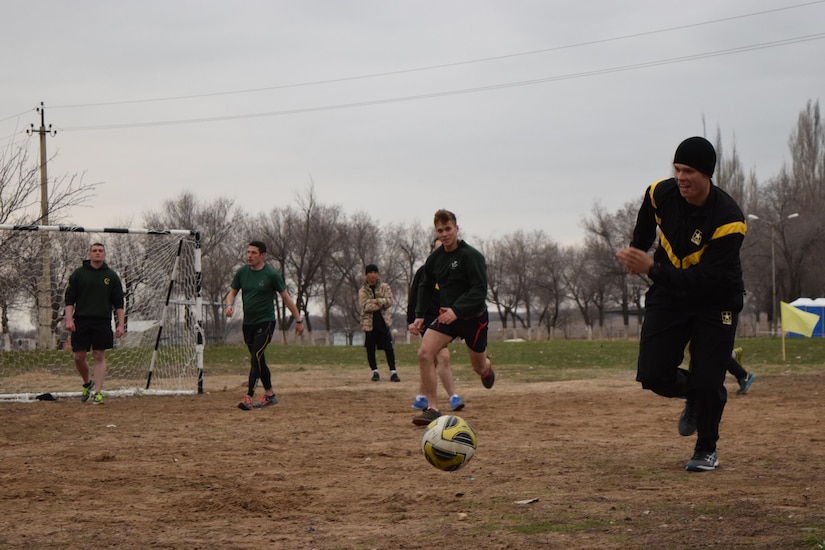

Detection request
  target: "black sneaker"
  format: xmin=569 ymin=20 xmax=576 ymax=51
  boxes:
xmin=390 ymin=372 xmax=401 ymax=382
xmin=371 ymin=371 xmax=380 ymax=382
xmin=481 ymin=366 xmax=495 ymax=389
xmin=412 ymin=408 xmax=441 ymax=426
xmin=685 ymin=450 xmax=719 ymax=472
xmin=678 ymin=401 xmax=697 ymax=436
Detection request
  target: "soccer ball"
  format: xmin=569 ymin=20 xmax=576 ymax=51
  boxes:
xmin=420 ymin=415 xmax=477 ymax=471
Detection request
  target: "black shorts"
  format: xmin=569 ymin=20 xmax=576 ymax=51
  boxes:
xmin=71 ymin=318 xmax=114 ymax=352
xmin=427 ymin=310 xmax=488 ymax=353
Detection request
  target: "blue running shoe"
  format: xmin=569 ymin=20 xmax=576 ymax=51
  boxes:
xmin=737 ymin=373 xmax=756 ymax=395
xmin=411 ymin=395 xmax=428 ymax=410
xmin=450 ymin=395 xmax=465 ymax=411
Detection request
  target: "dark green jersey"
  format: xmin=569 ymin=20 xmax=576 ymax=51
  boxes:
xmin=64 ymin=260 xmax=125 ymax=319
xmin=416 ymin=240 xmax=488 ymax=319
xmin=230 ymin=264 xmax=286 ymax=325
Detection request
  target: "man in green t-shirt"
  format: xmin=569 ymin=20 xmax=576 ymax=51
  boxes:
xmin=225 ymin=241 xmax=304 ymax=410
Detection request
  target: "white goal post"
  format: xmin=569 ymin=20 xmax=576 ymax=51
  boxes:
xmin=0 ymin=224 xmax=204 ymax=401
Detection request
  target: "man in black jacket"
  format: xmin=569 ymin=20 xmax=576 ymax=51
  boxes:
xmin=616 ymin=136 xmax=746 ymax=472
xmin=65 ymin=243 xmax=125 ymax=405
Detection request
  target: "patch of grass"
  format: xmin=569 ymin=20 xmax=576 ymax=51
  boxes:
xmin=202 ymin=337 xmax=824 ymax=378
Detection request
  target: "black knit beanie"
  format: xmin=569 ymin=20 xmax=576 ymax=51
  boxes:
xmin=365 ymin=264 xmax=379 ymax=274
xmin=673 ymin=136 xmax=716 ymax=177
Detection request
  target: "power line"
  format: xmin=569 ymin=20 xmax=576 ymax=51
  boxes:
xmin=47 ymin=0 xmax=825 ymax=110
xmin=58 ymin=32 xmax=825 ymax=132
xmin=0 ymin=109 xmax=35 ymax=124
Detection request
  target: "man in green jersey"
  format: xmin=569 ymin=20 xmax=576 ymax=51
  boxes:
xmin=226 ymin=241 xmax=304 ymax=410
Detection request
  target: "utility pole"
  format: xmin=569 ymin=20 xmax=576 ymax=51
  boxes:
xmin=27 ymin=102 xmax=56 ymax=350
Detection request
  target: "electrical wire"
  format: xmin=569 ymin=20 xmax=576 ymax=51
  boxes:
xmin=57 ymin=32 xmax=825 ymax=132
xmin=46 ymin=0 xmax=825 ymax=110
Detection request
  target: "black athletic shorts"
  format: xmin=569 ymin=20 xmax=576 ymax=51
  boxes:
xmin=71 ymin=318 xmax=114 ymax=352
xmin=242 ymin=321 xmax=276 ymax=348
xmin=428 ymin=309 xmax=488 ymax=353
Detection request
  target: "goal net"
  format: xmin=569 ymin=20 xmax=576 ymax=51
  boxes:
xmin=0 ymin=224 xmax=203 ymax=401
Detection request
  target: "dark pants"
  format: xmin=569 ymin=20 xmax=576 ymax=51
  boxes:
xmin=637 ymin=300 xmax=738 ymax=453
xmin=364 ymin=329 xmax=396 ymax=370
xmin=243 ymin=321 xmax=276 ymax=395
xmin=727 ymin=358 xmax=747 ymax=380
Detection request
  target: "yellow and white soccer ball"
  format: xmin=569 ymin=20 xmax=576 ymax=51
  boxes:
xmin=420 ymin=415 xmax=477 ymax=471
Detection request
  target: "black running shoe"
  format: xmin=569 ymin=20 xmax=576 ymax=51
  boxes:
xmin=686 ymin=450 xmax=718 ymax=472
xmin=481 ymin=367 xmax=495 ymax=389
xmin=412 ymin=408 xmax=442 ymax=426
xmin=238 ymin=395 xmax=253 ymax=410
xmin=678 ymin=401 xmax=697 ymax=436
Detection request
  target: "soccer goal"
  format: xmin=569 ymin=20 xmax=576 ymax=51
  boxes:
xmin=0 ymin=224 xmax=203 ymax=401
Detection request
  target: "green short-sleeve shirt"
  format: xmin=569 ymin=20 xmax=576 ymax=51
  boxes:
xmin=230 ymin=264 xmax=286 ymax=325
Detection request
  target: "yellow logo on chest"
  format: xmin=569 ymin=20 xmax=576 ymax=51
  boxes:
xmin=691 ymin=230 xmax=703 ymax=247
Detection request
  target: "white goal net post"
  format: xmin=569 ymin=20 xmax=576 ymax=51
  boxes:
xmin=0 ymin=224 xmax=204 ymax=401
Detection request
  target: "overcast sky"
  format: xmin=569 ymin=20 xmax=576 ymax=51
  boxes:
xmin=2 ymin=0 xmax=824 ymax=245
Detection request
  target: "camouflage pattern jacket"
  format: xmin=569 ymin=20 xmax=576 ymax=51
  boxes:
xmin=359 ymin=280 xmax=394 ymax=332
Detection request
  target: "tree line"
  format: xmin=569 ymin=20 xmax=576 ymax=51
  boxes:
xmin=2 ymin=100 xmax=823 ymax=342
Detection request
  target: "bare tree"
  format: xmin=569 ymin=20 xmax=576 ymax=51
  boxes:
xmin=0 ymin=144 xmax=96 ymax=225
xmin=714 ymin=129 xmax=747 ymax=206
xmin=531 ymin=238 xmax=565 ymax=339
xmin=142 ymin=191 xmax=247 ymax=343
xmin=583 ymin=202 xmax=637 ymax=338
xmin=326 ymin=211 xmax=381 ymax=343
xmin=789 ymin=99 xmax=825 ymax=204
xmin=259 ymin=186 xmax=346 ymax=339
xmin=385 ymin=220 xmax=432 ymax=309
xmin=0 ymin=143 xmax=97 ymax=346
xmin=561 ymin=246 xmax=599 ymax=339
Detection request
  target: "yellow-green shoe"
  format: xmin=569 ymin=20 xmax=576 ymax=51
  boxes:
xmin=81 ymin=381 xmax=94 ymax=403
xmin=92 ymin=392 xmax=104 ymax=405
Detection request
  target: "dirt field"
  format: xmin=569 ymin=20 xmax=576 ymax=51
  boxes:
xmin=1 ymin=365 xmax=824 ymax=549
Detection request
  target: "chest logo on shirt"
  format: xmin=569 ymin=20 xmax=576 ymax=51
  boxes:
xmin=450 ymin=260 xmax=459 ymax=270
xmin=103 ymin=277 xmax=111 ymax=286
xmin=721 ymin=311 xmax=733 ymax=326
xmin=258 ymin=280 xmax=266 ymax=287
xmin=691 ymin=230 xmax=703 ymax=247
